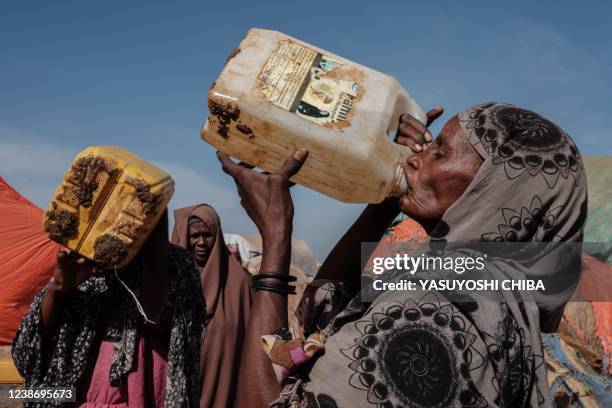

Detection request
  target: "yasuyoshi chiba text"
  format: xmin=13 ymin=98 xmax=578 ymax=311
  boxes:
xmin=372 ymin=279 xmax=546 ymax=292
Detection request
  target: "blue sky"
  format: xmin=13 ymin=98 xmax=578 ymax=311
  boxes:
xmin=1 ymin=1 xmax=610 ymax=258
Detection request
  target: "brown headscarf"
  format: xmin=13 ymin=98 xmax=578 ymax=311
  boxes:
xmin=171 ymin=204 xmax=252 ymax=408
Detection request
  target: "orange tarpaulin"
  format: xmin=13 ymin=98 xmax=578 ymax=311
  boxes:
xmin=0 ymin=177 xmax=59 ymax=345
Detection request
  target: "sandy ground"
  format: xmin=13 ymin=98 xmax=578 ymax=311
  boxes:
xmin=0 ymin=384 xmax=22 ymax=408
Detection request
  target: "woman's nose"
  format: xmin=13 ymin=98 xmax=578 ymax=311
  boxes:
xmin=405 ymin=154 xmax=422 ymax=170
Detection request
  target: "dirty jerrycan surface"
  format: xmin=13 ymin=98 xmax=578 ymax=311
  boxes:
xmin=202 ymin=28 xmax=426 ymax=203
xmin=43 ymin=146 xmax=174 ymax=269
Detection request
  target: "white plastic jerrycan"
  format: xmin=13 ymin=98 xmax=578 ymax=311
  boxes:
xmin=202 ymin=28 xmax=426 ymax=203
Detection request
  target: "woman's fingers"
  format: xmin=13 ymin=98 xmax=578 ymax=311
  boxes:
xmin=402 ymin=114 xmax=431 ymax=141
xmin=396 ymin=106 xmax=444 ymax=144
xmin=397 ymin=110 xmax=443 ymax=151
xmin=225 ymin=148 xmax=306 ymax=197
xmin=57 ymin=249 xmax=77 ymax=266
xmin=278 ymin=148 xmax=308 ymax=179
xmin=426 ymin=107 xmax=444 ymax=127
xmin=396 ymin=135 xmax=422 ymax=152
xmin=397 ymin=122 xmax=428 ymax=151
xmin=217 ymin=152 xmax=244 ymax=179
xmin=238 ymin=161 xmax=254 ymax=169
xmin=235 ymin=182 xmax=249 ymax=202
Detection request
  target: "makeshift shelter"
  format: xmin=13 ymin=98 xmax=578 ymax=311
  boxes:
xmin=583 ymin=156 xmax=612 ymax=259
xmin=242 ymin=235 xmax=319 ymax=278
xmin=0 ymin=177 xmax=59 ymax=346
xmin=543 ymin=333 xmax=612 ymax=407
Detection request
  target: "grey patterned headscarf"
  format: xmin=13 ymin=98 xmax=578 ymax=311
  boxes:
xmin=432 ymin=102 xmax=588 ymax=331
xmin=276 ymin=103 xmax=588 ymax=408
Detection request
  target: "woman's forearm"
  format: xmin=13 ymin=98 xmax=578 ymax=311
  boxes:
xmin=235 ymin=234 xmax=291 ymax=407
xmin=217 ymin=148 xmax=309 ymax=406
xmin=234 ymin=200 xmax=398 ymax=406
xmin=315 ymin=199 xmax=399 ymax=293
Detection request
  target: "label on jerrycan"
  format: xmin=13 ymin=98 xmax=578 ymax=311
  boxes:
xmin=257 ymin=39 xmax=364 ymax=128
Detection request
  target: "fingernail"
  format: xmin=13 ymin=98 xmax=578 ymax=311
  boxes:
xmin=424 ymin=131 xmax=432 ymax=142
xmin=414 ymin=144 xmax=422 ymax=151
xmin=294 ymin=148 xmax=308 ymax=161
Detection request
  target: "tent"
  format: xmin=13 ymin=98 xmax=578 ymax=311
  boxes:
xmin=0 ymin=177 xmax=59 ymax=346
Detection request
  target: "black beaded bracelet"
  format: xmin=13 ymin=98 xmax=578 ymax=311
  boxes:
xmin=252 ymin=273 xmax=297 ymax=283
xmin=251 ymin=280 xmax=296 ymax=295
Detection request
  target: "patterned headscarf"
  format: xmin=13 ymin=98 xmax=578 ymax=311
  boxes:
xmin=272 ymin=103 xmax=588 ymax=408
xmin=434 ymin=102 xmax=588 ymax=331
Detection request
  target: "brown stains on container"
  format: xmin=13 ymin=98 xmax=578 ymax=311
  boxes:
xmin=236 ymin=123 xmax=252 ymax=135
xmin=57 ymin=184 xmax=82 ymax=208
xmin=68 ymin=156 xmax=114 ymax=207
xmin=320 ymin=64 xmax=366 ymax=83
xmin=93 ymin=234 xmax=128 ymax=267
xmin=252 ymin=147 xmax=269 ymax=168
xmin=117 ymin=217 xmax=145 ymax=237
xmin=225 ymin=47 xmax=241 ymax=66
xmin=133 ymin=179 xmax=159 ymax=215
xmin=209 ymin=101 xmax=240 ymax=139
xmin=44 ymin=202 xmax=77 ymax=241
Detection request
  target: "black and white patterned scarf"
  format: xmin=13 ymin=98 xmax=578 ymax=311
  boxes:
xmin=12 ymin=244 xmax=204 ymax=407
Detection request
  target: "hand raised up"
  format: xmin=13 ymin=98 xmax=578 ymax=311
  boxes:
xmin=217 ymin=149 xmax=308 ymax=241
xmin=395 ymin=107 xmax=444 ymax=152
xmin=52 ymin=249 xmax=97 ymax=292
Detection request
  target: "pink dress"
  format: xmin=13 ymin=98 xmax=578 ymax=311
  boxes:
xmin=77 ymin=328 xmax=168 ymax=407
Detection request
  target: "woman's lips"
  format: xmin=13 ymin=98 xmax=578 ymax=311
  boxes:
xmin=402 ymin=166 xmax=413 ymax=195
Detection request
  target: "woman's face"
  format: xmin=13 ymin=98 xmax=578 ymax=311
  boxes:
xmin=188 ymin=221 xmax=216 ymax=267
xmin=400 ymin=116 xmax=483 ymax=223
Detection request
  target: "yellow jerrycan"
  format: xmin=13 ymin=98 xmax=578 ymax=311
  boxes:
xmin=43 ymin=146 xmax=174 ymax=269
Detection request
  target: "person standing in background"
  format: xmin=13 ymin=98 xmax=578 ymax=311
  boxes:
xmin=171 ymin=204 xmax=252 ymax=408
